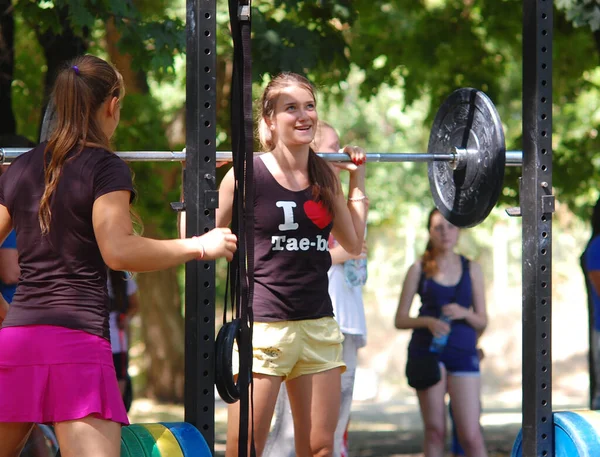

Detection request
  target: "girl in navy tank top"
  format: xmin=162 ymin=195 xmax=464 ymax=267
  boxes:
xmin=217 ymin=73 xmax=368 ymax=457
xmin=394 ymin=209 xmax=488 ymax=457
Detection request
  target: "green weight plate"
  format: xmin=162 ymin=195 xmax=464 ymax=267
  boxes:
xmin=122 ymin=426 xmax=149 ymax=457
xmin=122 ymin=424 xmax=157 ymax=457
xmin=120 ymin=438 xmax=130 ymax=457
xmin=122 ymin=426 xmax=150 ymax=457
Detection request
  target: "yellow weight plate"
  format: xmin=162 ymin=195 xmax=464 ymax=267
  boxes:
xmin=141 ymin=423 xmax=184 ymax=457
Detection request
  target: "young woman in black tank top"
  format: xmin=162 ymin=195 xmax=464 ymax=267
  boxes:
xmin=394 ymin=209 xmax=488 ymax=457
xmin=217 ymin=73 xmax=368 ymax=457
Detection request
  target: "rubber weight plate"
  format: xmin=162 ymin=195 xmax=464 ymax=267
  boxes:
xmin=160 ymin=422 xmax=212 ymax=457
xmin=120 ymin=438 xmax=130 ymax=457
xmin=427 ymin=88 xmax=506 ymax=228
xmin=121 ymin=426 xmax=150 ymax=457
xmin=141 ymin=424 xmax=184 ymax=457
xmin=215 ymin=319 xmax=241 ymax=404
xmin=125 ymin=424 xmax=161 ymax=457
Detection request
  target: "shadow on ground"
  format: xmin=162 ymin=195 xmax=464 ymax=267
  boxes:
xmin=129 ymin=398 xmax=524 ymax=457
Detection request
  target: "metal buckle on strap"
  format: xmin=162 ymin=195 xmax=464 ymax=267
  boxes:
xmin=238 ymin=4 xmax=250 ymax=21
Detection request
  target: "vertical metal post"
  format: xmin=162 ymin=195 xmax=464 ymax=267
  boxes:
xmin=521 ymin=1 xmax=554 ymax=456
xmin=185 ymin=0 xmax=217 ymax=451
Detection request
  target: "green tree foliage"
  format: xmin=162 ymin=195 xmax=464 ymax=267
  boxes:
xmin=15 ymin=0 xmax=184 ymax=78
xmin=112 ymin=94 xmax=182 ymax=237
xmin=6 ymin=0 xmax=187 ymax=401
xmin=318 ymin=69 xmax=432 ymax=226
xmin=9 ymin=0 xmax=185 ymax=236
xmin=8 ymin=0 xmax=600 ymax=398
xmin=11 ymin=13 xmax=45 ymax=142
xmin=343 ymin=1 xmax=600 ymax=219
xmin=10 ymin=1 xmax=600 ymax=221
xmin=557 ymin=0 xmax=600 ymax=31
xmin=10 ymin=0 xmax=600 ymax=222
xmin=250 ymin=0 xmax=600 ymax=219
xmin=252 ymin=0 xmax=353 ymax=88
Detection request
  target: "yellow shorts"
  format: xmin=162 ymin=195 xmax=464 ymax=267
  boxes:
xmin=233 ymin=316 xmax=346 ymax=381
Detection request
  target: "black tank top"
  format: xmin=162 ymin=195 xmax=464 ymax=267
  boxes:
xmin=252 ymin=157 xmax=333 ymax=321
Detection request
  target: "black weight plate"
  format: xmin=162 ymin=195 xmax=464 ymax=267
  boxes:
xmin=427 ymin=88 xmax=506 ymax=228
xmin=215 ymin=319 xmax=241 ymax=404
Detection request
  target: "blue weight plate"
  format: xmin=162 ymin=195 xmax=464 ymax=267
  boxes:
xmin=160 ymin=422 xmax=211 ymax=457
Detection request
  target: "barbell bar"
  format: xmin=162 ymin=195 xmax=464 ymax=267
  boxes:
xmin=0 ymin=147 xmax=523 ymax=166
xmin=9 ymin=86 xmax=517 ymax=228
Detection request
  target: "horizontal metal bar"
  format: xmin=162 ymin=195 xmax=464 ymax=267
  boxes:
xmin=318 ymin=152 xmax=454 ymax=162
xmin=506 ymin=151 xmax=522 ymax=166
xmin=0 ymin=148 xmax=186 ymax=163
xmin=0 ymin=148 xmax=523 ymax=166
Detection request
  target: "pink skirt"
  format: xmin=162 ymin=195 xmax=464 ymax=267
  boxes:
xmin=0 ymin=325 xmax=129 ymax=425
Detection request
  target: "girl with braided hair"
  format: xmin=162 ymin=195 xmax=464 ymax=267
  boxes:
xmin=395 ymin=208 xmax=488 ymax=457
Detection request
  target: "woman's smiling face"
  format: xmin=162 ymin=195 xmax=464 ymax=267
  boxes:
xmin=268 ymin=85 xmax=318 ymax=149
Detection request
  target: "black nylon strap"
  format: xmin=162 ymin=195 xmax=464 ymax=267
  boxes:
xmin=227 ymin=1 xmax=255 ymax=457
xmin=241 ymin=15 xmax=255 ymax=457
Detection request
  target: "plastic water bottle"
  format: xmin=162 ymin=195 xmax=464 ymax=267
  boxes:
xmin=429 ymin=314 xmax=452 ymax=353
xmin=344 ymin=227 xmax=368 ymax=287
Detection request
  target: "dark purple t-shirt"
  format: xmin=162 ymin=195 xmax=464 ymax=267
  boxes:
xmin=0 ymin=143 xmax=135 ymax=339
xmin=253 ymin=157 xmax=333 ymax=321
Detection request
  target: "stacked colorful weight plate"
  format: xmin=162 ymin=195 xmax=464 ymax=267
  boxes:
xmin=511 ymin=411 xmax=600 ymax=457
xmin=160 ymin=423 xmax=212 ymax=456
xmin=120 ymin=422 xmax=211 ymax=456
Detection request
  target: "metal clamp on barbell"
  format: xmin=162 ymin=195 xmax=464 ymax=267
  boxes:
xmin=170 ymin=202 xmax=186 ymax=212
xmin=449 ymin=147 xmax=469 ymax=170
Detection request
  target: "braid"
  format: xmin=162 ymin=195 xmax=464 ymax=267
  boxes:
xmin=422 ymin=208 xmax=441 ymax=277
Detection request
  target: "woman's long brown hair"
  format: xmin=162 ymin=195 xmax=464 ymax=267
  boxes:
xmin=257 ymin=72 xmax=340 ymax=218
xmin=39 ymin=55 xmax=124 ymax=234
xmin=422 ymin=208 xmax=441 ymax=278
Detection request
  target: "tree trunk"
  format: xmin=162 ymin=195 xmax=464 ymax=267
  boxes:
xmin=135 ymin=224 xmax=185 ymax=403
xmin=104 ymin=21 xmax=185 ymax=403
xmin=105 ymin=18 xmax=149 ymax=94
xmin=0 ymin=0 xmax=16 ymax=136
xmin=35 ymin=6 xmax=88 ymax=137
xmin=216 ymin=56 xmax=233 ymax=147
xmin=164 ymin=55 xmax=233 ymax=149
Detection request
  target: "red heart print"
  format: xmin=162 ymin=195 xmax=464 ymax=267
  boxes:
xmin=303 ymin=200 xmax=332 ymax=229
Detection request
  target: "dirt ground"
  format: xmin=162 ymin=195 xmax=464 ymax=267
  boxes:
xmin=129 ymin=397 xmax=524 ymax=457
xmin=338 ymin=402 xmax=522 ymax=457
